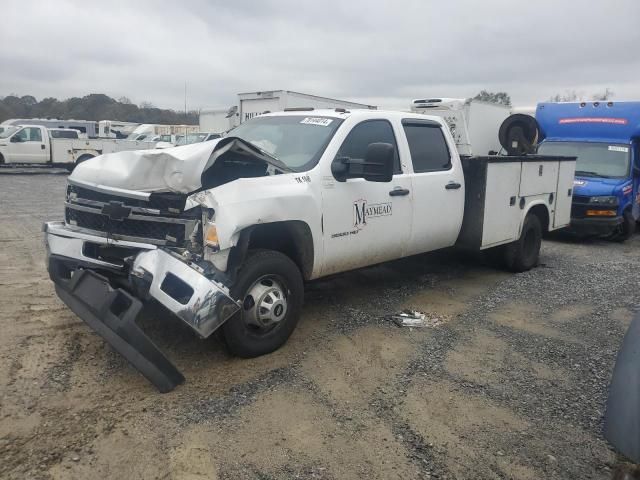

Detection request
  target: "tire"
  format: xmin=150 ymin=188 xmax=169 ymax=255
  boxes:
xmin=0 ymin=153 xmax=4 ymax=165
xmin=482 ymin=244 xmax=506 ymax=269
xmin=222 ymin=249 xmax=303 ymax=358
xmin=503 ymin=214 xmax=542 ymax=272
xmin=611 ymin=209 xmax=635 ymax=242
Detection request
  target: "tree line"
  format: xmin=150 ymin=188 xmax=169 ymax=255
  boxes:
xmin=0 ymin=93 xmax=198 ymax=125
xmin=0 ymin=89 xmax=617 ymax=126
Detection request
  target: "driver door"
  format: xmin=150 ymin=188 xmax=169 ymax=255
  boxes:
xmin=8 ymin=127 xmax=47 ymax=163
xmin=321 ymin=119 xmax=412 ymax=276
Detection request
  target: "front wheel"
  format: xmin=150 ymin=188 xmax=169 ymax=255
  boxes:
xmin=610 ymin=209 xmax=635 ymax=242
xmin=222 ymin=249 xmax=303 ymax=358
xmin=503 ymin=214 xmax=542 ymax=272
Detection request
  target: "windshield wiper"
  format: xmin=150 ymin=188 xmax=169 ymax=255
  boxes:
xmin=575 ymin=170 xmax=608 ymax=178
xmin=246 ymin=141 xmax=293 ymax=172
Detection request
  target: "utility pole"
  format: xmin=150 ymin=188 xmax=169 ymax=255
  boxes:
xmin=184 ymin=81 xmax=187 ymax=121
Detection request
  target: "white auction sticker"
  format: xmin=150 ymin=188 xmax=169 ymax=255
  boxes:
xmin=608 ymin=145 xmax=629 ymax=153
xmin=300 ymin=117 xmax=333 ymax=126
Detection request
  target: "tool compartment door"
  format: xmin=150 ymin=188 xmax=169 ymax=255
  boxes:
xmin=519 ymin=160 xmax=559 ymax=197
xmin=553 ymin=160 xmax=575 ymax=228
xmin=481 ymin=162 xmax=522 ymax=247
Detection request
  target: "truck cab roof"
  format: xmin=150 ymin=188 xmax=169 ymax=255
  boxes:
xmin=260 ymin=108 xmax=448 ymax=126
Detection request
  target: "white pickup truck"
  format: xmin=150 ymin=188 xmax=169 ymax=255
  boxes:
xmin=0 ymin=124 xmax=156 ymax=169
xmin=44 ymin=109 xmax=575 ymax=391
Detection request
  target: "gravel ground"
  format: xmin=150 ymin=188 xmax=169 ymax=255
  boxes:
xmin=0 ymin=173 xmax=638 ymax=479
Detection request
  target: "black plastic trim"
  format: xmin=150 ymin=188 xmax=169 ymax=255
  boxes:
xmin=52 ymin=267 xmax=184 ymax=392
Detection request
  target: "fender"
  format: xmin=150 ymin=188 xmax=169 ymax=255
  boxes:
xmin=521 ymin=198 xmax=551 ymax=234
xmin=188 ymin=173 xmax=324 ymax=279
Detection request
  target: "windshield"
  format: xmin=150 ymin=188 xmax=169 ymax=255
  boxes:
xmin=537 ymin=141 xmax=630 ymax=178
xmin=0 ymin=126 xmax=19 ymax=138
xmin=228 ymin=115 xmax=343 ymax=170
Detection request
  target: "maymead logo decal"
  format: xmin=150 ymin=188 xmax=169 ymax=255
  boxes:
xmin=331 ymin=199 xmax=393 ymax=239
xmin=353 ymin=199 xmax=392 ymax=227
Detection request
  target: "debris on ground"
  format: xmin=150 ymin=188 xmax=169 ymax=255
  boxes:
xmin=390 ymin=310 xmax=449 ymax=328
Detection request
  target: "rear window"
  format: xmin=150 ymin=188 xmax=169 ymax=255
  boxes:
xmin=403 ymin=122 xmax=451 ymax=172
xmin=50 ymin=130 xmax=78 ymax=139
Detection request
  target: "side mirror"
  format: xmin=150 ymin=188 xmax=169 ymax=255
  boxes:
xmin=362 ymin=142 xmax=395 ymax=182
xmin=331 ymin=142 xmax=395 ymax=182
xmin=10 ymin=135 xmax=22 ymax=143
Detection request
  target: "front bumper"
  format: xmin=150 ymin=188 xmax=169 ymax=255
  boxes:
xmin=44 ymin=221 xmax=240 ymax=391
xmin=568 ymin=216 xmax=623 ymax=236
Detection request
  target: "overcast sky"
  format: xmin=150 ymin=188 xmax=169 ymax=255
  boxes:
xmin=2 ymin=0 xmax=639 ymax=111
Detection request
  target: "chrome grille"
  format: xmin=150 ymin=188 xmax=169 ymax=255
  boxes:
xmin=65 ymin=183 xmax=198 ymax=246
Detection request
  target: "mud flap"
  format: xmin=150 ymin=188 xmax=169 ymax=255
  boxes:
xmin=55 ymin=269 xmax=185 ymax=393
xmin=604 ymin=312 xmax=640 ymax=462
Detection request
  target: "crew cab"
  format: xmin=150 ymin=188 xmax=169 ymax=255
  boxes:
xmin=0 ymin=124 xmax=157 ymax=168
xmin=43 ymin=109 xmax=575 ymax=391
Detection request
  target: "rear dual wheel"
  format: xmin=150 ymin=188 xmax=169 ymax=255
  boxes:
xmin=486 ymin=213 xmax=542 ymax=273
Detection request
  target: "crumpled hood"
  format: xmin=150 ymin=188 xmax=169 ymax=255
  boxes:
xmin=69 ymin=137 xmax=288 ymax=194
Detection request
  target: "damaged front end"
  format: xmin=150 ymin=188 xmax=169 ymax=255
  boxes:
xmin=45 ymin=138 xmax=286 ymax=391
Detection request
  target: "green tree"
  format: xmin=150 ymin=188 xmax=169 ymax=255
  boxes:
xmin=0 ymin=93 xmax=198 ymax=124
xmin=473 ymin=90 xmax=512 ymax=106
xmin=549 ymin=88 xmax=614 ymax=102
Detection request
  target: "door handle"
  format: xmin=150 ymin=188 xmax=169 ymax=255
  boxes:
xmin=389 ymin=188 xmax=410 ymax=197
xmin=445 ymin=182 xmax=462 ymax=190
xmin=41 ymin=144 xmax=45 ymax=149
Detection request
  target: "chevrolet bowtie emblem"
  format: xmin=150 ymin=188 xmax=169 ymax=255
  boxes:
xmin=101 ymin=201 xmax=131 ymax=221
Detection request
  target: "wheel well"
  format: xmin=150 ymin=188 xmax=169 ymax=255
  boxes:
xmin=527 ymin=204 xmax=550 ymax=232
xmin=231 ymin=221 xmax=314 ymax=280
xmin=76 ymin=154 xmax=95 ymax=163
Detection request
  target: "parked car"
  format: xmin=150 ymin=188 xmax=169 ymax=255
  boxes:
xmin=0 ymin=124 xmax=157 ymax=168
xmin=175 ymin=132 xmax=221 ymax=146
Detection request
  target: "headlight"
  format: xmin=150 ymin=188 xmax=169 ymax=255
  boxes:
xmin=204 ymin=222 xmax=219 ymax=251
xmin=588 ymin=196 xmax=617 ymax=205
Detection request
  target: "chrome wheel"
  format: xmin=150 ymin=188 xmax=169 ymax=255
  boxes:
xmin=241 ymin=275 xmax=288 ymax=330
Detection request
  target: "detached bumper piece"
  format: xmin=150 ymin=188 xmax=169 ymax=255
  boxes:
xmin=55 ymin=269 xmax=185 ymax=393
xmin=44 ymin=221 xmax=241 ymax=392
xmin=131 ymin=249 xmax=240 ymax=339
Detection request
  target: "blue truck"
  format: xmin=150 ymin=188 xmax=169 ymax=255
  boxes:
xmin=536 ymin=101 xmax=640 ymax=240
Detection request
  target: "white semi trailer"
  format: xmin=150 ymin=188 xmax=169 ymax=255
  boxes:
xmin=238 ymin=90 xmax=376 ymax=124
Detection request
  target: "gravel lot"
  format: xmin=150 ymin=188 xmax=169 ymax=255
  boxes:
xmin=0 ymin=173 xmax=638 ymax=479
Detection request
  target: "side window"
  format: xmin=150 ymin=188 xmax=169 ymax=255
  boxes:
xmin=15 ymin=129 xmax=28 ymax=141
xmin=336 ymin=120 xmax=401 ymax=174
xmin=28 ymin=128 xmax=42 ymax=142
xmin=402 ymin=122 xmax=451 ymax=172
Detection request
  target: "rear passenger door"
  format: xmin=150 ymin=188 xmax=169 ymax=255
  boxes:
xmin=401 ymin=119 xmax=465 ymax=256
